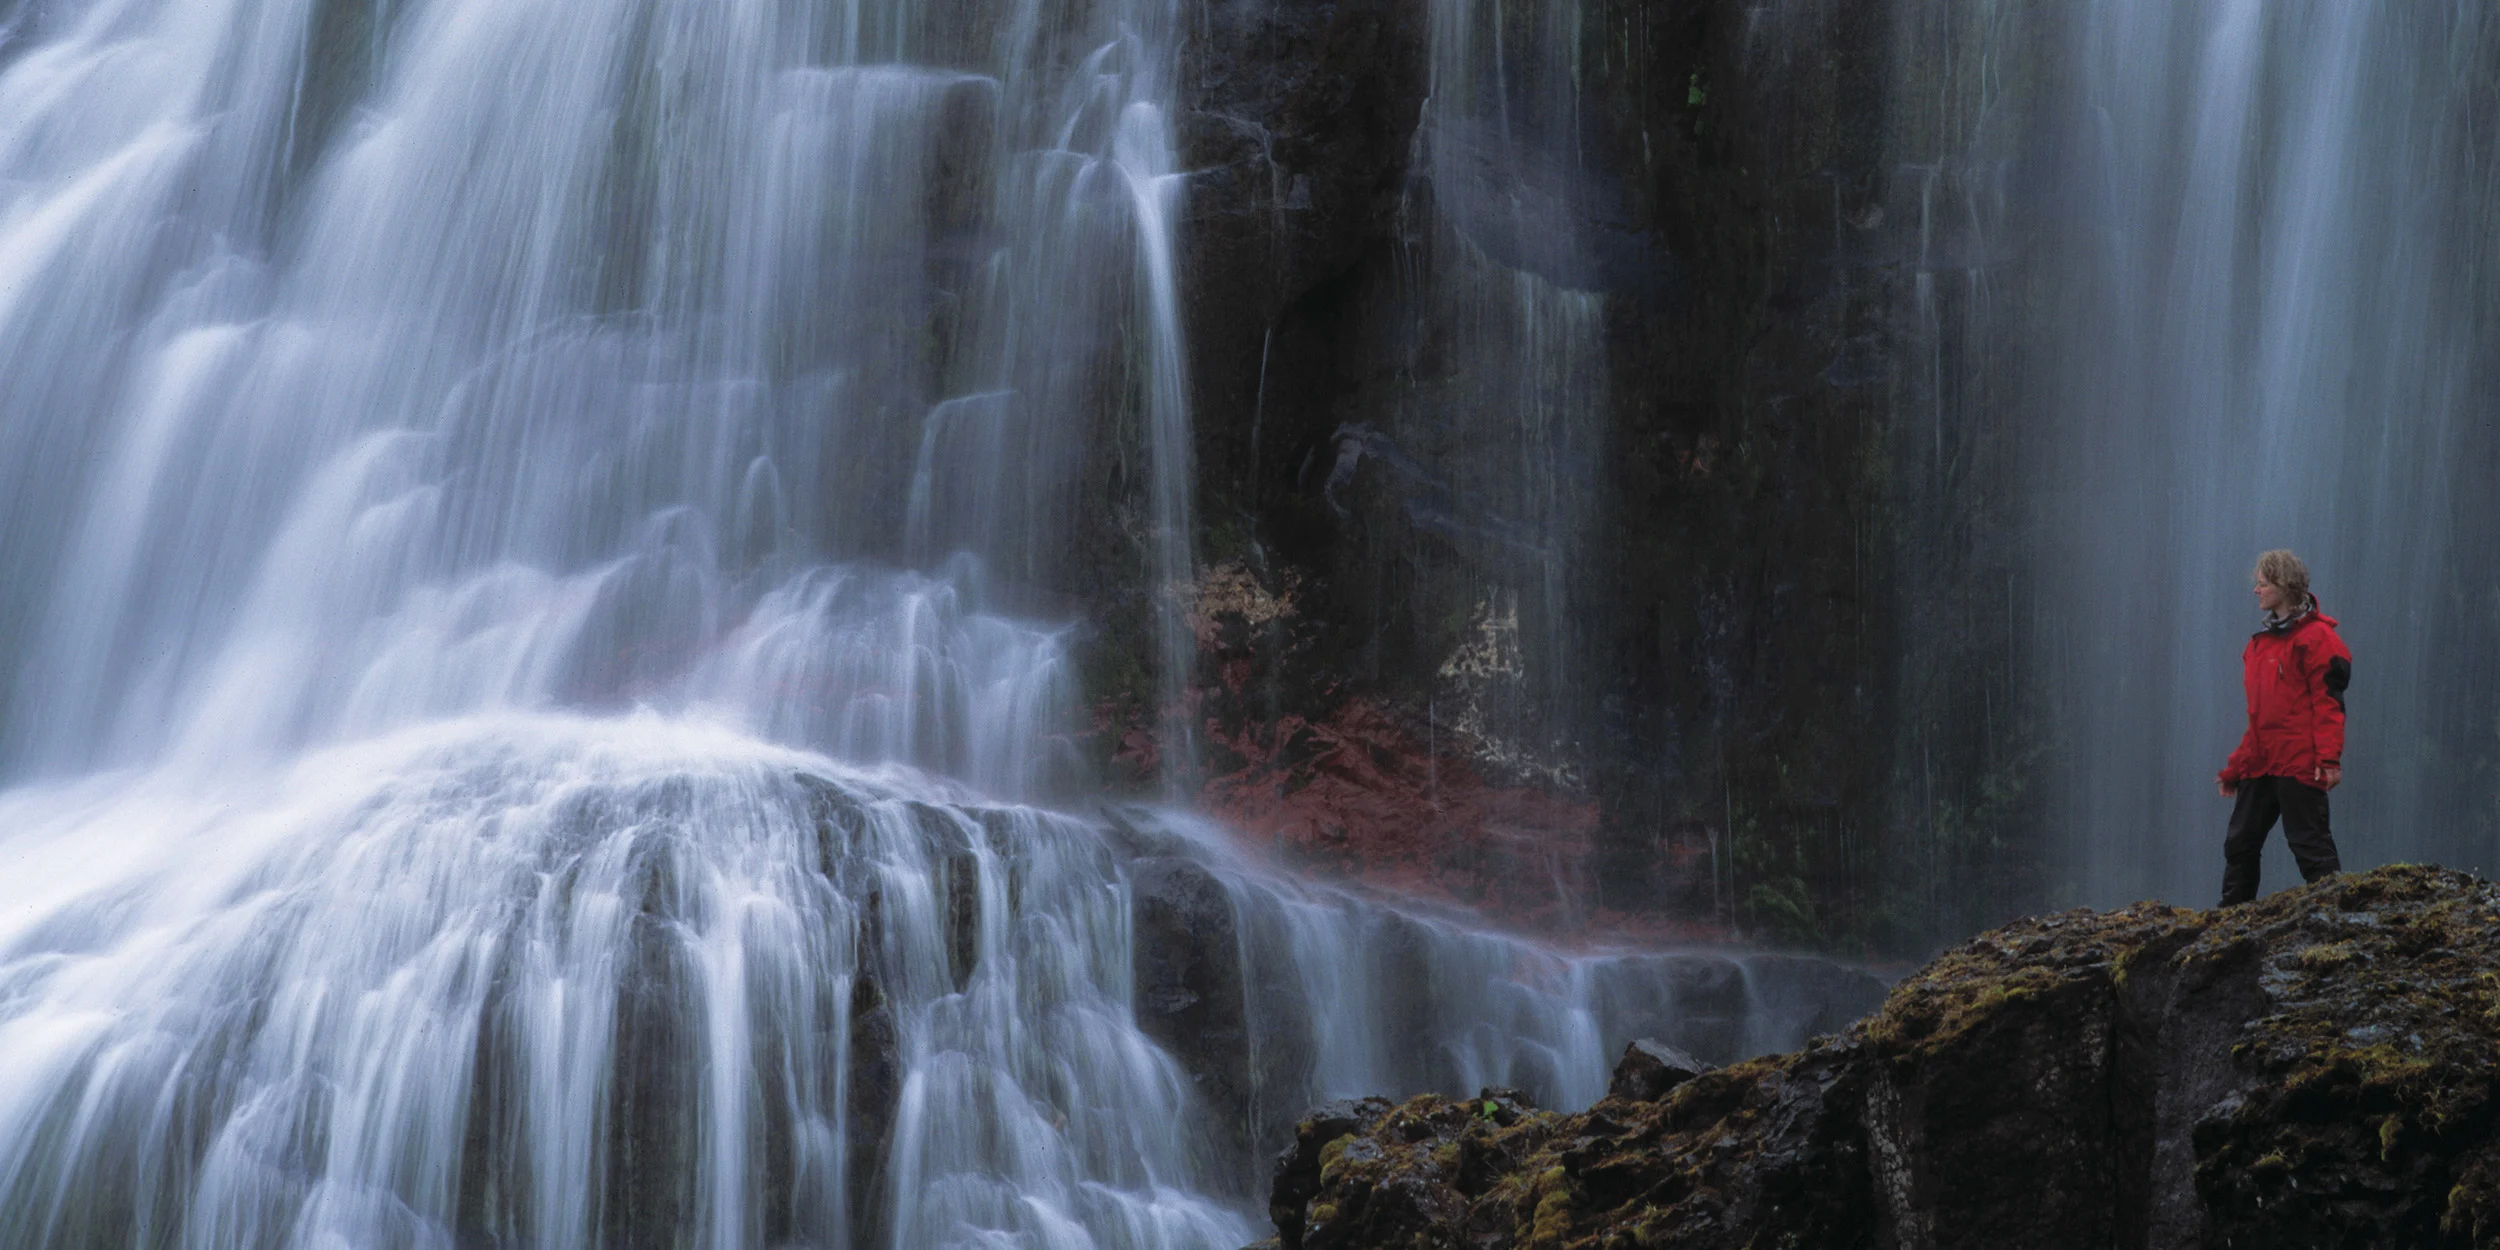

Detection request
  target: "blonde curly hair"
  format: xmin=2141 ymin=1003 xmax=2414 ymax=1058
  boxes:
xmin=2255 ymin=549 xmax=2311 ymax=605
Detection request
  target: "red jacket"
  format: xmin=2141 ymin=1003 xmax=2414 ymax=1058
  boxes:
xmin=2220 ymin=602 xmax=2350 ymax=785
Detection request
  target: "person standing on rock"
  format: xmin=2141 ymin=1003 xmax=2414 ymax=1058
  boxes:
xmin=2216 ymin=549 xmax=2350 ymax=906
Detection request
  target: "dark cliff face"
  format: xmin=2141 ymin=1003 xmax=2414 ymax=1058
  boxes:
xmin=1253 ymin=865 xmax=2500 ymax=1250
xmin=1127 ymin=0 xmax=2034 ymax=950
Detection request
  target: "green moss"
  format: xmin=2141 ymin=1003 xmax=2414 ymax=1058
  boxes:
xmin=1864 ymin=959 xmax=2066 ymax=1057
xmin=2297 ymin=940 xmax=2363 ymax=970
xmin=1317 ymin=1134 xmax=1355 ymax=1184
xmin=1523 ymin=1166 xmax=1577 ymax=1248
xmin=1527 ymin=1190 xmax=1575 ymax=1246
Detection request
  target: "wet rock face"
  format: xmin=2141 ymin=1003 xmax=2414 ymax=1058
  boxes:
xmin=845 ymin=975 xmax=901 ymax=1245
xmin=1157 ymin=0 xmax=2019 ymax=950
xmin=1607 ymin=1040 xmax=1712 ymax=1103
xmin=1181 ymin=0 xmax=1427 ymax=377
xmin=1266 ymin=1096 xmax=1398 ymax=1247
xmin=1254 ymin=866 xmax=2500 ymax=1249
xmin=1259 ymin=1052 xmax=1867 ymax=1250
xmin=1129 ymin=855 xmax=1256 ymax=1174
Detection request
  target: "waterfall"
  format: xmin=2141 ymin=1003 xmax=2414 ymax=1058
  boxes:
xmin=0 ymin=716 xmax=1876 ymax=1249
xmin=2006 ymin=1 xmax=2500 ymax=905
xmin=0 ymin=0 xmax=1879 ymax=1245
xmin=0 ymin=0 xmax=1219 ymax=784
xmin=1397 ymin=0 xmax=1612 ymax=779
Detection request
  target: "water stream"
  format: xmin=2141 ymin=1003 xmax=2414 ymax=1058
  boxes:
xmin=1407 ymin=0 xmax=1611 ymax=774
xmin=0 ymin=0 xmax=1866 ymax=1246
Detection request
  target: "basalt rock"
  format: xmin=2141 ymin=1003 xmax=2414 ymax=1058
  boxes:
xmin=1254 ymin=865 xmax=2500 ymax=1249
xmin=1181 ymin=0 xmax=1428 ymax=399
xmin=1130 ymin=855 xmax=1256 ymax=1178
xmin=1607 ymin=1040 xmax=1712 ymax=1104
xmin=1155 ymin=0 xmax=2037 ymax=955
xmin=1267 ymin=1096 xmax=1398 ymax=1248
xmin=846 ymin=974 xmax=902 ymax=1246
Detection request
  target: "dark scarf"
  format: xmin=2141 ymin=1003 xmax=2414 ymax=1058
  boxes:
xmin=2261 ymin=595 xmax=2316 ymax=633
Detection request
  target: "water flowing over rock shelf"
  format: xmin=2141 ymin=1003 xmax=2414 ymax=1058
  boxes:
xmin=0 ymin=717 xmax=1884 ymax=1247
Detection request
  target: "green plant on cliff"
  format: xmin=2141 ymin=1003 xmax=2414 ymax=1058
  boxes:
xmin=1741 ymin=876 xmax=1817 ymax=947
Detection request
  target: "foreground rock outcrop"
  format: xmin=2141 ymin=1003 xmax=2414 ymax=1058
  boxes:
xmin=1254 ymin=865 xmax=2500 ymax=1249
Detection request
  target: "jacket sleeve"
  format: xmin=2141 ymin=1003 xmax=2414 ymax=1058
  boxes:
xmin=2308 ymin=633 xmax=2350 ymax=765
xmin=2221 ymin=641 xmax=2260 ymax=783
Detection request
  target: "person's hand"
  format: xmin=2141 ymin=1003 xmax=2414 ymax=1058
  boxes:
xmin=2218 ymin=778 xmax=2237 ymax=798
xmin=2314 ymin=763 xmax=2342 ymax=791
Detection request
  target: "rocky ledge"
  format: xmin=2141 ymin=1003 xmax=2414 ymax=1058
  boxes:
xmin=1253 ymin=865 xmax=2500 ymax=1249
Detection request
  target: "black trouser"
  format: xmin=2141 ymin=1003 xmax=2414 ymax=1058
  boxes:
xmin=2220 ymin=775 xmax=2342 ymax=906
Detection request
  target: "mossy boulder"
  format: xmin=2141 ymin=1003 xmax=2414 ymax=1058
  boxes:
xmin=1253 ymin=865 xmax=2500 ymax=1249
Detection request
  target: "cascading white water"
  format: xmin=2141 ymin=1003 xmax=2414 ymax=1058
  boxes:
xmin=0 ymin=0 xmax=1208 ymax=784
xmin=0 ymin=0 xmax=1878 ymax=1245
xmin=0 ymin=716 xmax=1873 ymax=1249
xmin=0 ymin=721 xmax=1220 ymax=1249
xmin=2021 ymin=1 xmax=2500 ymax=906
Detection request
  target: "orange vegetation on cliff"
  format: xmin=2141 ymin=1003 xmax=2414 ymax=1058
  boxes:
xmin=1198 ymin=698 xmax=1598 ymax=930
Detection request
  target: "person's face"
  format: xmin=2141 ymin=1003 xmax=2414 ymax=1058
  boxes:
xmin=2254 ymin=577 xmax=2291 ymax=614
